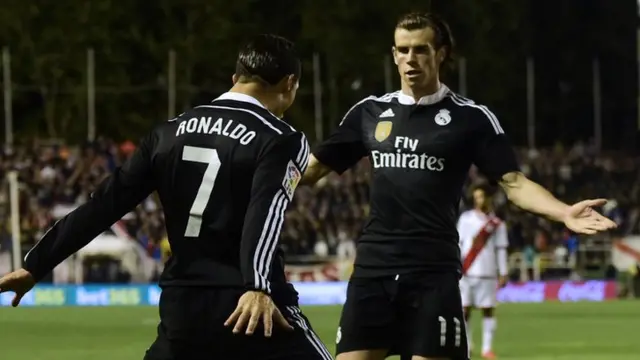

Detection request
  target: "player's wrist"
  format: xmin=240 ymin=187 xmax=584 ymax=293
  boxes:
xmin=21 ymin=264 xmax=41 ymax=283
xmin=551 ymin=203 xmax=573 ymax=224
xmin=244 ymin=285 xmax=271 ymax=296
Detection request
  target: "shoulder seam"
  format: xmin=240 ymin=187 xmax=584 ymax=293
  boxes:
xmin=372 ymin=91 xmax=400 ymax=103
xmin=372 ymin=91 xmax=400 ymax=102
xmin=339 ymin=96 xmax=375 ymax=126
xmin=167 ymin=112 xmax=185 ymax=122
xmin=264 ymin=110 xmax=296 ymax=132
xmin=339 ymin=92 xmax=399 ymax=126
xmin=194 ymin=105 xmax=290 ymax=134
xmin=446 ymin=93 xmax=504 ymax=134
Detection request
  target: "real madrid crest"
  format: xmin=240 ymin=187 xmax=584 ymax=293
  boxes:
xmin=434 ymin=109 xmax=451 ymax=126
xmin=374 ymin=121 xmax=393 ymax=142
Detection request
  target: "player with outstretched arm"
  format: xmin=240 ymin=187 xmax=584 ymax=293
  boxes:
xmin=300 ymin=12 xmax=617 ymax=360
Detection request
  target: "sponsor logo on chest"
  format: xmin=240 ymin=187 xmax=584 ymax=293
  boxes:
xmin=371 ymin=117 xmax=446 ymax=171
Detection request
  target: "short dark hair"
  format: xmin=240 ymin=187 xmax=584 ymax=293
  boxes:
xmin=235 ymin=34 xmax=301 ymax=86
xmin=396 ymin=12 xmax=455 ymax=70
xmin=470 ymin=182 xmax=495 ymax=198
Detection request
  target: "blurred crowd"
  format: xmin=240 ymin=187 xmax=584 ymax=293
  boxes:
xmin=0 ymin=138 xmax=638 ymax=267
xmin=0 ymin=138 xmax=166 ymax=263
xmin=284 ymin=140 xmax=640 ymax=262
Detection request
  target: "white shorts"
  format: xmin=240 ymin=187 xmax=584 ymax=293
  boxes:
xmin=460 ymin=276 xmax=498 ymax=308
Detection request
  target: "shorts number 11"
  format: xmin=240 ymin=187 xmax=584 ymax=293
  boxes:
xmin=438 ymin=316 xmax=461 ymax=347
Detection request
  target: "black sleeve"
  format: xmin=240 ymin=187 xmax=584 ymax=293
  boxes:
xmin=241 ymin=132 xmax=309 ymax=294
xmin=23 ymin=132 xmax=157 ymax=282
xmin=312 ymin=98 xmax=370 ymax=174
xmin=471 ymin=107 xmax=520 ymax=182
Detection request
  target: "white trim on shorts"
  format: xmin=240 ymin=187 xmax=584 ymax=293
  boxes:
xmin=285 ymin=306 xmax=333 ymax=360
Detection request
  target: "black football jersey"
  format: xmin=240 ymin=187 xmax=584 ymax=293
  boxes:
xmin=313 ymin=85 xmax=519 ymax=277
xmin=24 ymin=92 xmax=309 ymax=298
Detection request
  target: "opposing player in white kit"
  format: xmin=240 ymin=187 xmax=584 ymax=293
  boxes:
xmin=457 ymin=183 xmax=508 ymax=359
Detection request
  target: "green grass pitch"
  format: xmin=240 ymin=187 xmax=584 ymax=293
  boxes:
xmin=1 ymin=301 xmax=638 ymax=359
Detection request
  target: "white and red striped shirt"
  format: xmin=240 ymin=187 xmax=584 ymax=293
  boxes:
xmin=457 ymin=210 xmax=508 ymax=277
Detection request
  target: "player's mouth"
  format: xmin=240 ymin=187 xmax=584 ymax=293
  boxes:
xmin=405 ymin=69 xmax=423 ymax=78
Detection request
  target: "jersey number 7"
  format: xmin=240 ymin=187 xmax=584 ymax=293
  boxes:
xmin=181 ymin=145 xmax=221 ymax=237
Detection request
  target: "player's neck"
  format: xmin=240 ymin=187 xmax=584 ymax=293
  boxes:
xmin=401 ymin=79 xmax=441 ymax=101
xmin=228 ymin=84 xmax=280 ymax=114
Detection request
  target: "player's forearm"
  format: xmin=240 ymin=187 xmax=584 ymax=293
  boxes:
xmin=499 ymin=172 xmax=570 ymax=223
xmin=24 ymin=172 xmax=151 ymax=282
xmin=240 ymin=237 xmax=272 ymax=294
xmin=24 ymin=200 xmax=116 ymax=282
xmin=299 ymin=154 xmax=332 ymax=186
xmin=497 ymin=247 xmax=508 ymax=276
xmin=239 ymin=247 xmax=275 ymax=294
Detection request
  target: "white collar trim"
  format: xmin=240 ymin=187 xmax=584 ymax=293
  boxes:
xmin=397 ymin=84 xmax=450 ymax=105
xmin=213 ymin=92 xmax=266 ymax=109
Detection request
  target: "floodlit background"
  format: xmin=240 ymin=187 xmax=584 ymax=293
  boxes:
xmin=1 ymin=1 xmax=640 ymax=359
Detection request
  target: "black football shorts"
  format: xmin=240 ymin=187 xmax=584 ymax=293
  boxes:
xmin=336 ymin=272 xmax=469 ymax=360
xmin=143 ymin=287 xmax=332 ymax=360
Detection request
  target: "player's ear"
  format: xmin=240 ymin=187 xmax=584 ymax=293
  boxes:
xmin=284 ymin=74 xmax=298 ymax=93
xmin=232 ymin=74 xmax=239 ymax=85
xmin=436 ymin=47 xmax=447 ymax=64
xmin=392 ymin=47 xmax=399 ymax=65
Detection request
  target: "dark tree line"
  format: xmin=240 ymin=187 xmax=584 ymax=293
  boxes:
xmin=0 ymin=0 xmax=637 ymax=150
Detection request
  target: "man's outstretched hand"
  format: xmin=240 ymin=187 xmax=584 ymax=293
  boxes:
xmin=498 ymin=275 xmax=508 ymax=288
xmin=224 ymin=291 xmax=293 ymax=337
xmin=0 ymin=268 xmax=36 ymax=307
xmin=563 ymin=199 xmax=617 ymax=235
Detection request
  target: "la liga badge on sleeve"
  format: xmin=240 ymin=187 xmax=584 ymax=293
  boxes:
xmin=282 ymin=160 xmax=302 ymax=200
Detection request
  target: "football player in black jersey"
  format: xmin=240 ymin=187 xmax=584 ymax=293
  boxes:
xmin=0 ymin=34 xmax=333 ymax=360
xmin=302 ymin=12 xmax=616 ymax=360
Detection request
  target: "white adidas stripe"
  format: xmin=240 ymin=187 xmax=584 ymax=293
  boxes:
xmin=286 ymin=306 xmax=334 ymax=360
xmin=24 ymin=219 xmax=61 ymax=263
xmin=253 ymin=189 xmax=289 ymax=292
xmin=301 ymin=142 xmax=310 ymax=172
xmin=448 ymin=94 xmax=504 ymax=134
xmin=378 ymin=91 xmax=400 ymax=102
xmin=257 ymin=136 xmax=308 ymax=291
xmin=296 ymin=134 xmax=310 ymax=170
xmin=260 ymin=193 xmax=288 ymax=287
xmin=339 ymin=96 xmax=375 ymax=126
xmin=454 ymin=94 xmax=504 ymax=134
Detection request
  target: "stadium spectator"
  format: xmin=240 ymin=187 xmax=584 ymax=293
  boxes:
xmin=0 ymin=138 xmax=638 ymax=282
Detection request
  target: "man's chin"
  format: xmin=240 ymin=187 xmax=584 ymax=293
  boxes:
xmin=403 ymin=76 xmax=430 ymax=88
